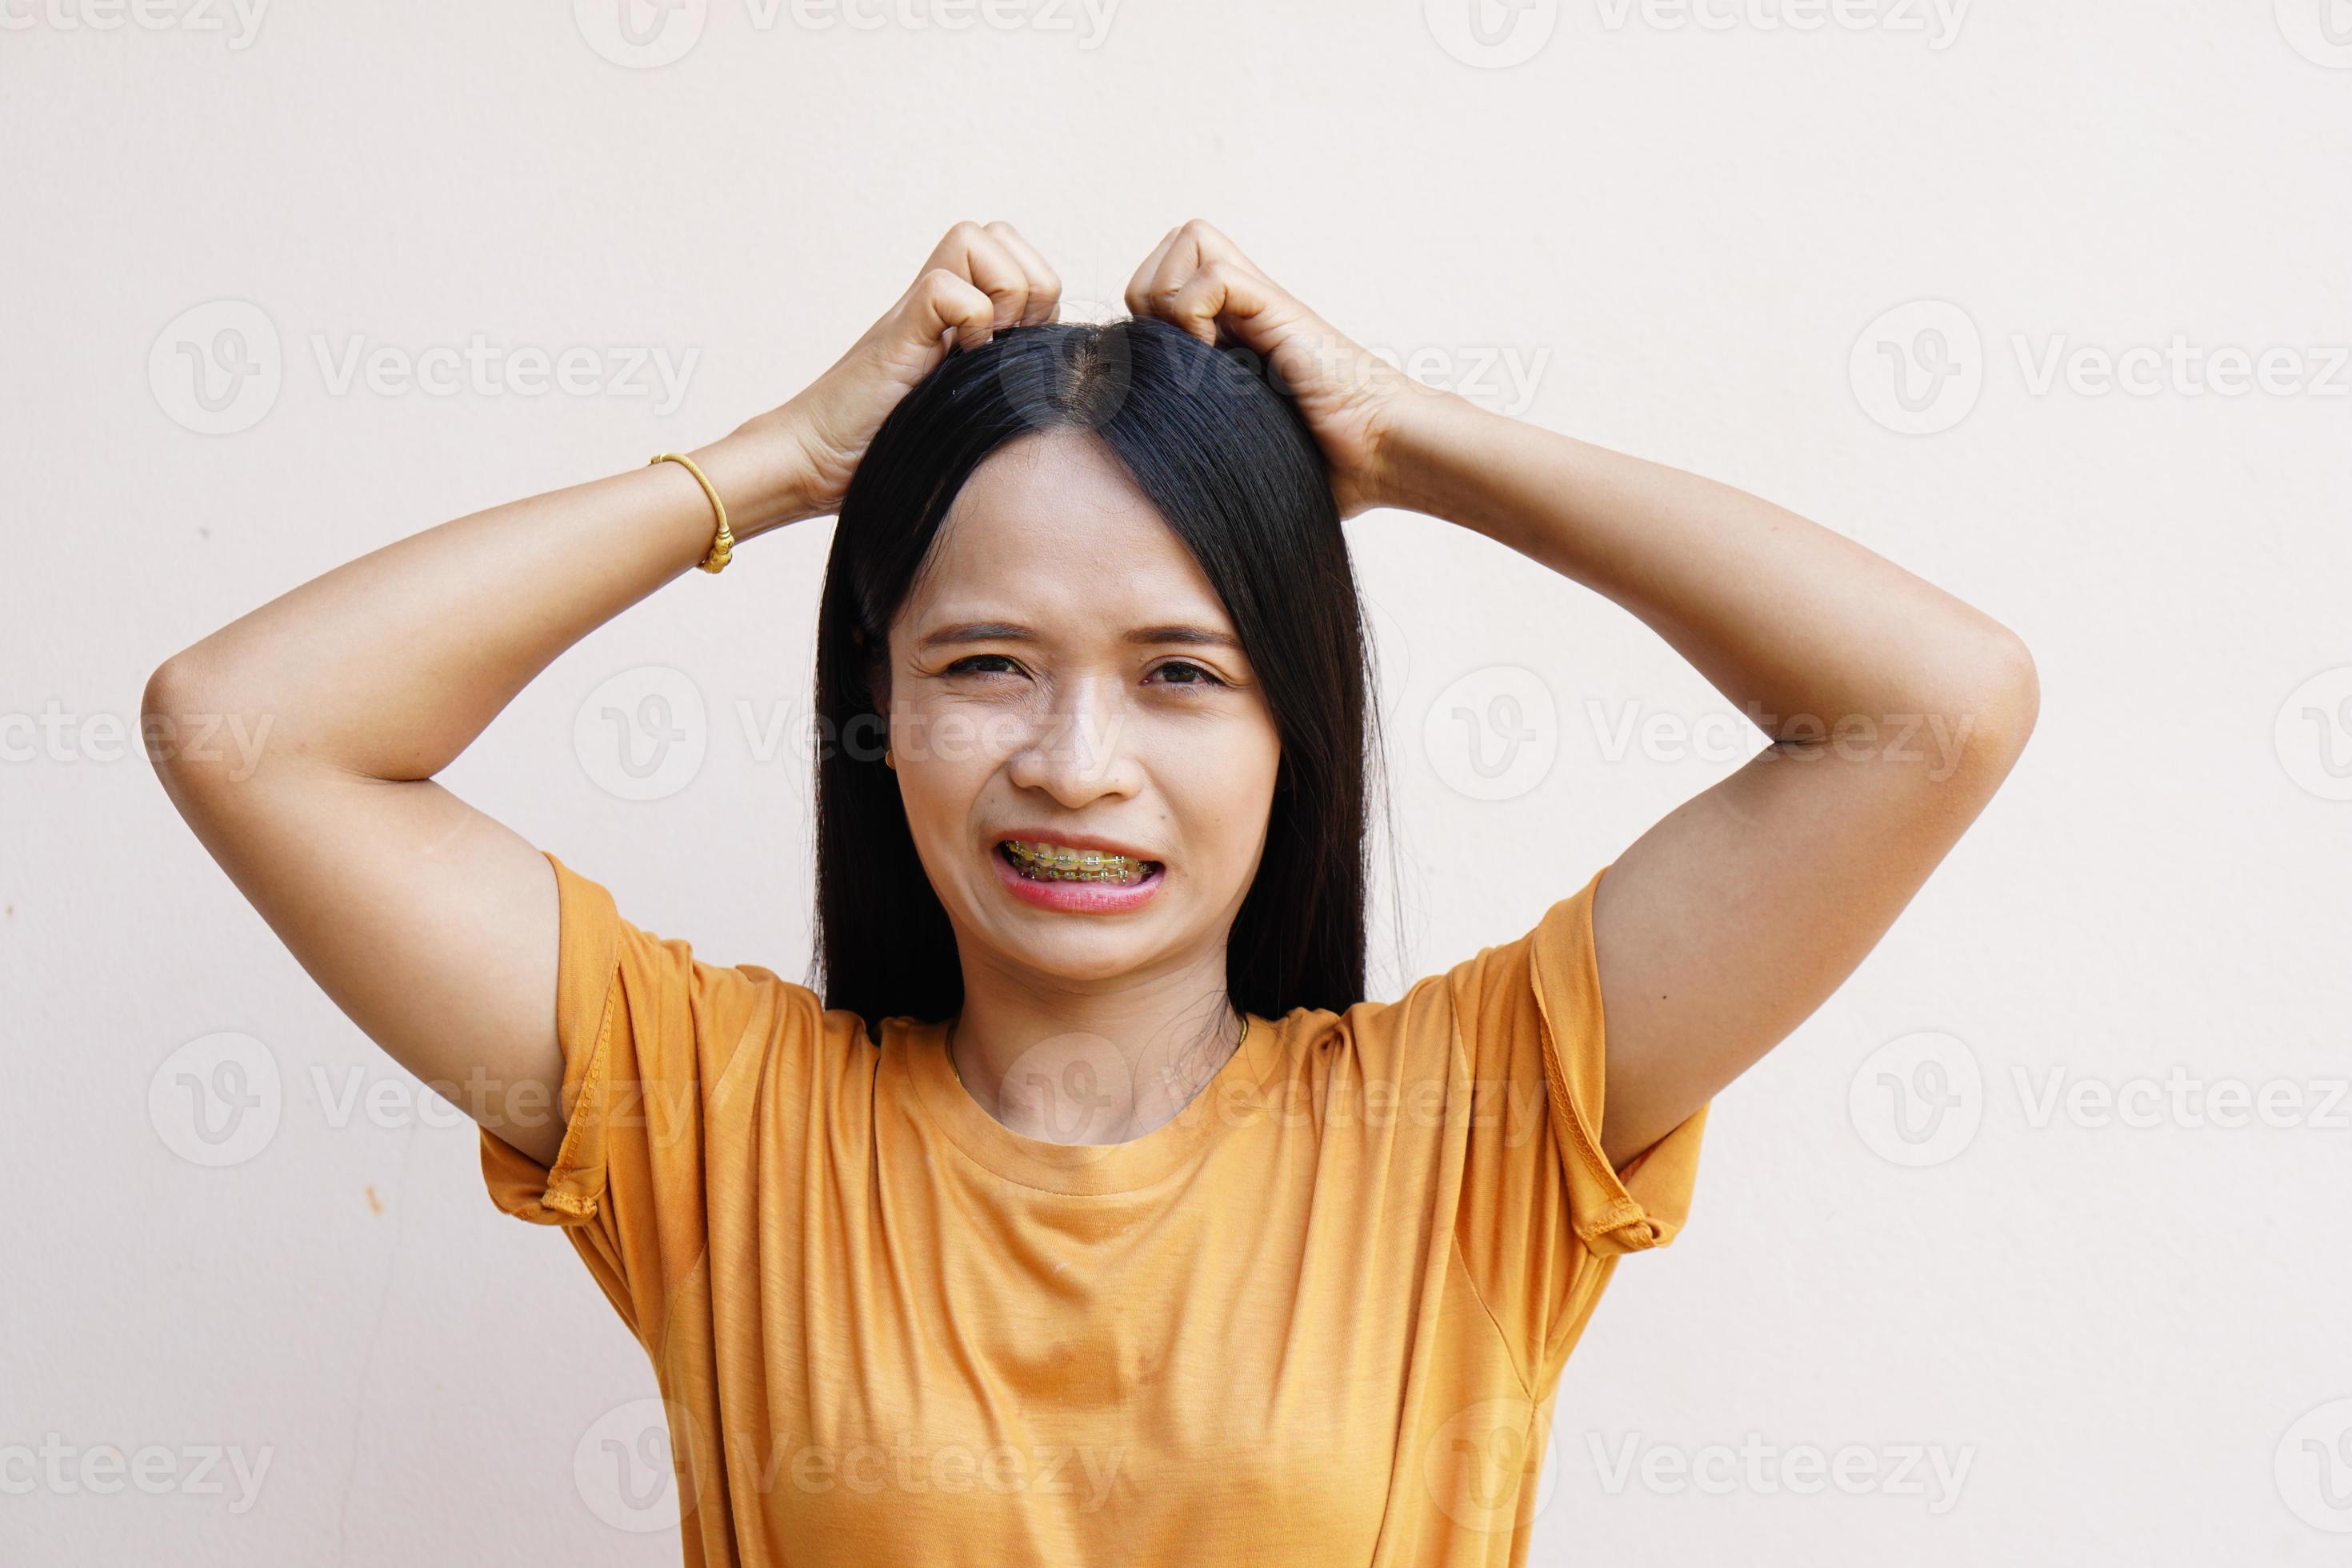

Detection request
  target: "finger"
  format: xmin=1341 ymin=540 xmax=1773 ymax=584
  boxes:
xmin=1168 ymin=262 xmax=1285 ymax=350
xmin=1170 ymin=218 xmax=1245 ymax=267
xmin=922 ymin=220 xmax=1032 ymax=333
xmin=1145 ymin=219 xmax=1263 ymax=306
xmin=1138 ymin=221 xmax=1262 ymax=336
xmin=902 ymin=266 xmax=999 ymax=354
xmin=982 ymin=222 xmax=1062 ymax=326
xmin=1140 ymin=233 xmax=1208 ymax=338
xmin=1122 ymin=225 xmax=1182 ymax=318
xmin=1161 ymin=267 xmax=1228 ymax=347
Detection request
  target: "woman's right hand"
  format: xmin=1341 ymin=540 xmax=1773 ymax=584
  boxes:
xmin=734 ymin=221 xmax=1062 ymax=524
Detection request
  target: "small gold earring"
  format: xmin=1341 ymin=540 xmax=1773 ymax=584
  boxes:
xmin=884 ymin=748 xmax=894 ymax=770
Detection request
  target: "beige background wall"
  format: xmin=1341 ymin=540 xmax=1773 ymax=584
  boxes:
xmin=6 ymin=2 xmax=2349 ymax=1562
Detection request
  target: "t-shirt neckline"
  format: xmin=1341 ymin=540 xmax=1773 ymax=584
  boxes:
xmin=890 ymin=1009 xmax=1278 ymax=1195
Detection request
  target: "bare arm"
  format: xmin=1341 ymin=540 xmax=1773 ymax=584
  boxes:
xmin=1380 ymin=400 xmax=2039 ymax=1168
xmin=1125 ymin=220 xmax=2039 ymax=1170
xmin=144 ymin=222 xmax=1062 ymax=1168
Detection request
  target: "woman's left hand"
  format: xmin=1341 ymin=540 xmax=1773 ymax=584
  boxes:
xmin=1123 ymin=220 xmax=1449 ymax=519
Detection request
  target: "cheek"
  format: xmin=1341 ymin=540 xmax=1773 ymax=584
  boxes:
xmin=889 ymin=712 xmax=1004 ymax=847
xmin=1152 ymin=719 xmax=1282 ymax=846
xmin=894 ymin=702 xmax=1027 ymax=776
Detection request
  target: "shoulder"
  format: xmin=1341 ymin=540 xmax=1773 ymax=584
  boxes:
xmin=1297 ymin=868 xmax=1610 ymax=1082
xmin=539 ymin=849 xmax=878 ymax=1091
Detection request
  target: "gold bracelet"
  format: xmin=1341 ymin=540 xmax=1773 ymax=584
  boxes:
xmin=649 ymin=451 xmax=734 ymax=574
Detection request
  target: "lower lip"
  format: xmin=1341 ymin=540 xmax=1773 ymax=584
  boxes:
xmin=990 ymin=843 xmax=1167 ymax=913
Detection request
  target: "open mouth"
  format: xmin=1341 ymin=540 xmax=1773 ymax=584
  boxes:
xmin=994 ymin=838 xmax=1165 ymax=886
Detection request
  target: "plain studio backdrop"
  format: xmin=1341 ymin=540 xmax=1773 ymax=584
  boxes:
xmin=4 ymin=2 xmax=2347 ymax=1562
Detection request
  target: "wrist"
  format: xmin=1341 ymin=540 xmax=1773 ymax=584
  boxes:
xmin=687 ymin=417 xmax=820 ymax=539
xmin=1362 ymin=382 xmax=1487 ymax=520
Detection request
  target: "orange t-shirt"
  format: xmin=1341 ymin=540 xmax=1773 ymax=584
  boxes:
xmin=482 ymin=851 xmax=1707 ymax=1566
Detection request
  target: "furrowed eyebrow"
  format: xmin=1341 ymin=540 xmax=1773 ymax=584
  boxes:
xmin=917 ymin=622 xmax=1242 ymax=652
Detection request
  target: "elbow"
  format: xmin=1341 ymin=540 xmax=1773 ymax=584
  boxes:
xmin=1942 ymin=622 xmax=2040 ymax=784
xmin=141 ymin=650 xmax=266 ymax=795
xmin=142 ymin=648 xmax=216 ymax=732
xmin=141 ymin=654 xmax=207 ymax=790
xmin=1981 ymin=622 xmax=2040 ymax=749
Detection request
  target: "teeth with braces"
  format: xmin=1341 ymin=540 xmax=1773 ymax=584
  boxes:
xmin=1001 ymin=839 xmax=1159 ymax=883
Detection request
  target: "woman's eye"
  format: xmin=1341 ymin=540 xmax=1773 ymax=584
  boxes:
xmin=942 ymin=655 xmax=1228 ymax=689
xmin=1150 ymin=660 xmax=1228 ymax=689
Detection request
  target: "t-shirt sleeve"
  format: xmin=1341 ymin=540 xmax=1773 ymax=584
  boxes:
xmin=1444 ymin=862 xmax=1709 ymax=1385
xmin=478 ymin=850 xmax=778 ymax=1351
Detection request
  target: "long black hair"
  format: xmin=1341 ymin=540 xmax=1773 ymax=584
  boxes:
xmin=807 ymin=315 xmax=1393 ymax=1033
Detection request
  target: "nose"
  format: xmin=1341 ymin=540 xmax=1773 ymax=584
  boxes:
xmin=1002 ymin=673 xmax=1143 ymax=805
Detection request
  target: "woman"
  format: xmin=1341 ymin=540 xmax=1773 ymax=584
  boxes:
xmin=145 ymin=220 xmax=2038 ymax=1564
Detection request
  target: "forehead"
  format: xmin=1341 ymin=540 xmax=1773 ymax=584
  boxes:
xmin=896 ymin=428 xmax=1234 ymax=640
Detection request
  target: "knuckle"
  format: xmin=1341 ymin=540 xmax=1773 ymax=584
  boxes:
xmin=916 ymin=267 xmax=974 ymax=306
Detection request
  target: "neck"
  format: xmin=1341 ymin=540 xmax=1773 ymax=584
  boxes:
xmin=947 ymin=960 xmax=1245 ymax=1146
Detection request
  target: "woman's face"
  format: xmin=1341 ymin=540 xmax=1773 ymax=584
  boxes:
xmin=883 ymin=428 xmax=1282 ymax=985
